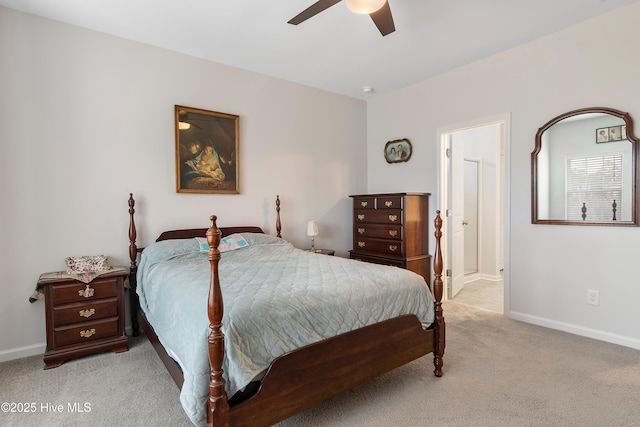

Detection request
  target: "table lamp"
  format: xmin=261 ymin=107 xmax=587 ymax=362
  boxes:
xmin=307 ymin=220 xmax=319 ymax=253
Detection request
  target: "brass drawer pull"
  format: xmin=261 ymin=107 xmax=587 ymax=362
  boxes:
xmin=388 ymin=214 xmax=398 ymax=222
xmin=360 ymin=201 xmax=368 ymax=207
xmin=358 ymin=241 xmax=366 ymax=248
xmin=80 ymin=328 xmax=96 ymax=338
xmin=357 ymin=214 xmax=365 ymax=220
xmin=389 ymin=245 xmax=398 ymax=252
xmin=78 ymin=286 xmax=94 ymax=298
xmin=357 ymin=227 xmax=365 ymax=234
xmin=79 ymin=308 xmax=95 ymax=318
xmin=388 ymin=230 xmax=398 ymax=237
xmin=384 ymin=201 xmax=393 ymax=207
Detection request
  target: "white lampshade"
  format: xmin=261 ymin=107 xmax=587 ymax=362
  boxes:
xmin=307 ymin=220 xmax=319 ymax=237
xmin=345 ymin=0 xmax=386 ymax=14
xmin=178 ymin=121 xmax=191 ymax=130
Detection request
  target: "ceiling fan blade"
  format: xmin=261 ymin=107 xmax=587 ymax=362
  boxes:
xmin=288 ymin=0 xmax=343 ymax=25
xmin=370 ymin=1 xmax=395 ymax=36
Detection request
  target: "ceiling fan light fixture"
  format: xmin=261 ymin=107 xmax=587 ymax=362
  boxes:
xmin=178 ymin=121 xmax=191 ymax=130
xmin=345 ymin=0 xmax=386 ymax=15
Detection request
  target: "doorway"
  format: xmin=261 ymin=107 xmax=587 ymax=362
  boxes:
xmin=438 ymin=116 xmax=509 ymax=313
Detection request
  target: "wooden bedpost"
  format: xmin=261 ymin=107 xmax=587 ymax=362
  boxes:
xmin=206 ymin=215 xmax=230 ymax=426
xmin=128 ymin=194 xmax=140 ymax=336
xmin=276 ymin=195 xmax=282 ymax=238
xmin=432 ymin=210 xmax=445 ymax=377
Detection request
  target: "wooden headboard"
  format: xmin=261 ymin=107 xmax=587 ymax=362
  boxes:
xmin=156 ymin=226 xmax=264 ymax=242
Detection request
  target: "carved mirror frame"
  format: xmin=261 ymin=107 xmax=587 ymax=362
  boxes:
xmin=532 ymin=107 xmax=639 ymax=226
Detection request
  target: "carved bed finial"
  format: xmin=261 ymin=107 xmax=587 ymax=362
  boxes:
xmin=432 ymin=210 xmax=445 ymax=377
xmin=206 ymin=215 xmax=230 ymax=424
xmin=276 ymin=195 xmax=282 ymax=238
xmin=128 ymin=193 xmax=140 ymax=336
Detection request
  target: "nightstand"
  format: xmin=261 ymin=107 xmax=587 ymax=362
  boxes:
xmin=310 ymin=249 xmax=335 ymax=256
xmin=39 ymin=270 xmax=129 ymax=369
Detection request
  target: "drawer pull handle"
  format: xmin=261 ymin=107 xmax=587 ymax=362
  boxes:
xmin=388 ymin=214 xmax=398 ymax=222
xmin=389 ymin=245 xmax=398 ymax=252
xmin=79 ymin=308 xmax=95 ymax=318
xmin=388 ymin=230 xmax=398 ymax=237
xmin=357 ymin=227 xmax=365 ymax=234
xmin=360 ymin=201 xmax=368 ymax=207
xmin=80 ymin=328 xmax=96 ymax=338
xmin=357 ymin=214 xmax=365 ymax=220
xmin=358 ymin=241 xmax=366 ymax=248
xmin=384 ymin=201 xmax=393 ymax=207
xmin=78 ymin=286 xmax=94 ymax=298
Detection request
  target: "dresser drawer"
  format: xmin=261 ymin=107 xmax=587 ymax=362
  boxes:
xmin=350 ymin=251 xmax=405 ymax=268
xmin=354 ymin=223 xmax=403 ymax=240
xmin=353 ymin=237 xmax=405 ymax=256
xmin=53 ymin=297 xmax=118 ymax=326
xmin=353 ymin=196 xmax=376 ymax=210
xmin=375 ymin=196 xmax=403 ymax=209
xmin=53 ymin=317 xmax=119 ymax=348
xmin=354 ymin=209 xmax=403 ymax=225
xmin=49 ymin=278 xmax=119 ymax=305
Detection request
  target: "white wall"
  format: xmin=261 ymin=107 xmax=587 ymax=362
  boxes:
xmin=0 ymin=7 xmax=367 ymax=359
xmin=366 ymin=3 xmax=640 ymax=349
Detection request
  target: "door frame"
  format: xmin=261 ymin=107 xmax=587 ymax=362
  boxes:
xmin=436 ymin=113 xmax=511 ymax=314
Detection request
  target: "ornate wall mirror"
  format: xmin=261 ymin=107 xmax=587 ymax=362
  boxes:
xmin=532 ymin=107 xmax=638 ymax=226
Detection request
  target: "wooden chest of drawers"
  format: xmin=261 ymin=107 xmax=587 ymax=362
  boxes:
xmin=349 ymin=193 xmax=431 ymax=284
xmin=40 ymin=271 xmax=129 ymax=369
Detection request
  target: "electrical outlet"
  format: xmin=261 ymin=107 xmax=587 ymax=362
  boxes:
xmin=587 ymin=290 xmax=599 ymax=306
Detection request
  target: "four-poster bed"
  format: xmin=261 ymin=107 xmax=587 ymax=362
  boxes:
xmin=127 ymin=194 xmax=445 ymax=426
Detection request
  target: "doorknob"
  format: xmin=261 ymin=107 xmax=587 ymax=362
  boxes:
xmin=462 ymin=220 xmax=469 ymax=226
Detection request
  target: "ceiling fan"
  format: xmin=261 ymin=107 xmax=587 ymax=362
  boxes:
xmin=288 ymin=0 xmax=395 ymax=36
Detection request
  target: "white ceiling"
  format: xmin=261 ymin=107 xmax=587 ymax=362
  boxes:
xmin=2 ymin=0 xmax=638 ymax=99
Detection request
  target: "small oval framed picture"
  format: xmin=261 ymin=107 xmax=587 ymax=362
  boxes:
xmin=384 ymin=138 xmax=412 ymax=163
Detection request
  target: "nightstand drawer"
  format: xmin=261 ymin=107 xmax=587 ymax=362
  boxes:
xmin=54 ymin=317 xmax=119 ymax=348
xmin=353 ymin=237 xmax=405 ymax=256
xmin=354 ymin=209 xmax=403 ymax=225
xmin=354 ymin=223 xmax=403 ymax=240
xmin=49 ymin=278 xmax=119 ymax=305
xmin=53 ymin=297 xmax=118 ymax=326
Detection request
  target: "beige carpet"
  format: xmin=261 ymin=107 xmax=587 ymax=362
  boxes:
xmin=452 ymin=279 xmax=503 ymax=313
xmin=2 ymin=301 xmax=639 ymax=426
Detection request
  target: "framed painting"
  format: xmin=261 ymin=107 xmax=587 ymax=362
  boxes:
xmin=175 ymin=105 xmax=239 ymax=194
xmin=384 ymin=138 xmax=412 ymax=163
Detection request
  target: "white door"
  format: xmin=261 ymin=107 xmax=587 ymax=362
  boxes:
xmin=464 ymin=159 xmax=479 ymax=275
xmin=450 ymin=135 xmax=465 ymax=298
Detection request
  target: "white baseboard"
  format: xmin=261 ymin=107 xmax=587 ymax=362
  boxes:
xmin=508 ymin=311 xmax=640 ymax=351
xmin=0 ymin=342 xmax=46 ymax=363
xmin=464 ymin=273 xmax=502 ymax=283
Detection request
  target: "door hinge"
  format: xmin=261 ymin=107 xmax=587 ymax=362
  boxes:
xmin=446 ymin=269 xmax=452 ymax=277
xmin=446 ymin=148 xmax=451 ymax=158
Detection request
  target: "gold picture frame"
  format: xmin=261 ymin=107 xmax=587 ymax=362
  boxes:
xmin=175 ymin=105 xmax=239 ymax=193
